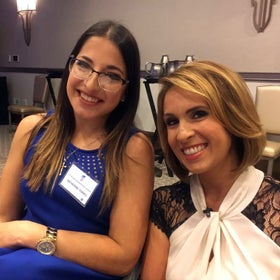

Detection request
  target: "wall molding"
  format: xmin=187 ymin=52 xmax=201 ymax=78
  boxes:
xmin=1 ymin=67 xmax=280 ymax=83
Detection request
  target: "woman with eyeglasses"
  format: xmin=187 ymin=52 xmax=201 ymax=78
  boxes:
xmin=0 ymin=20 xmax=154 ymax=279
xmin=141 ymin=61 xmax=280 ymax=279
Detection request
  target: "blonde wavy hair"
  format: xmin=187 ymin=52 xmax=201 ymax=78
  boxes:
xmin=157 ymin=61 xmax=266 ymax=182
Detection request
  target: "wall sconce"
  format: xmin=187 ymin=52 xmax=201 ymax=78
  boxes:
xmin=17 ymin=0 xmax=37 ymax=46
xmin=251 ymin=0 xmax=276 ymax=33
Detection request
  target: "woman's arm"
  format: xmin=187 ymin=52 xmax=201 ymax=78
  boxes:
xmin=52 ymin=132 xmax=154 ymax=275
xmin=141 ymin=222 xmax=170 ymax=280
xmin=0 ymin=115 xmax=43 ymax=221
xmin=0 ymin=131 xmax=154 ymax=276
xmin=58 ymin=132 xmax=154 ymax=275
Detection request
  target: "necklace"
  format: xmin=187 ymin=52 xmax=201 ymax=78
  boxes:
xmin=58 ymin=148 xmax=78 ymax=176
xmin=58 ymin=132 xmax=105 ymax=176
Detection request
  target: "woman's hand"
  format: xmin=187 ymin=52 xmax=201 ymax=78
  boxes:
xmin=0 ymin=220 xmax=45 ymax=249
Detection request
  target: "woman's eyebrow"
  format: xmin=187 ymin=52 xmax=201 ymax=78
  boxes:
xmin=77 ymin=56 xmax=93 ymax=64
xmin=164 ymin=105 xmax=207 ymax=116
xmin=106 ymin=65 xmax=125 ymax=75
xmin=77 ymin=55 xmax=125 ymax=75
xmin=163 ymin=112 xmax=175 ymax=117
xmin=186 ymin=105 xmax=207 ymax=114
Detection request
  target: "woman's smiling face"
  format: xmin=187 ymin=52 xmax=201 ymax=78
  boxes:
xmin=66 ymin=36 xmax=127 ymax=122
xmin=163 ymin=86 xmax=239 ymax=176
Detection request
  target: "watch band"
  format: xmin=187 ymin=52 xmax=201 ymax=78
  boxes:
xmin=46 ymin=227 xmax=57 ymax=240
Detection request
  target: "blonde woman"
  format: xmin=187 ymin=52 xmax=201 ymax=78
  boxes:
xmin=141 ymin=61 xmax=280 ymax=279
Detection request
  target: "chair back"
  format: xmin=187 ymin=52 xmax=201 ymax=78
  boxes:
xmin=33 ymin=75 xmax=49 ymax=108
xmin=255 ymin=85 xmax=280 ymax=134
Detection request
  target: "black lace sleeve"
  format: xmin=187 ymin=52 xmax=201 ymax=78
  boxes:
xmin=242 ymin=175 xmax=280 ymax=246
xmin=150 ymin=181 xmax=196 ymax=238
xmin=151 ymin=175 xmax=280 ymax=245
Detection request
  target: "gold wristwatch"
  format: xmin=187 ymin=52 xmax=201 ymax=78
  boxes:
xmin=36 ymin=226 xmax=57 ymax=255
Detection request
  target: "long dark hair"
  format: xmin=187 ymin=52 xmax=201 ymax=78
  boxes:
xmin=24 ymin=20 xmax=141 ymax=211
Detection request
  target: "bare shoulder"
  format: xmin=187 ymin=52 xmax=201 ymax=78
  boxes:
xmin=11 ymin=114 xmax=45 ymax=148
xmin=4 ymin=113 xmax=45 ymax=168
xmin=15 ymin=114 xmax=45 ymax=136
xmin=126 ymin=131 xmax=154 ymax=161
xmin=18 ymin=113 xmax=45 ymax=129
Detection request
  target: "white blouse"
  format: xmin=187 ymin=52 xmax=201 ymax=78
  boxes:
xmin=167 ymin=166 xmax=280 ymax=280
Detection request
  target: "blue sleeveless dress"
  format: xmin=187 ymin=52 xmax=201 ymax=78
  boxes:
xmin=0 ymin=130 xmax=123 ymax=280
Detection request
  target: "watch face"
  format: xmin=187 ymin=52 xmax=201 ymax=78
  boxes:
xmin=37 ymin=239 xmax=56 ymax=255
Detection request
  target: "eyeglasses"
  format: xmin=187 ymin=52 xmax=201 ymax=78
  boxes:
xmin=69 ymin=58 xmax=129 ymax=92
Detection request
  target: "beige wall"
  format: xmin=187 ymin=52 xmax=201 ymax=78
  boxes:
xmin=1 ymin=0 xmax=280 ymax=70
xmin=1 ymin=0 xmax=280 ymax=130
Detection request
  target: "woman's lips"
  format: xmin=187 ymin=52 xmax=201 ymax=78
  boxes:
xmin=80 ymin=92 xmax=100 ymax=103
xmin=183 ymin=144 xmax=207 ymax=155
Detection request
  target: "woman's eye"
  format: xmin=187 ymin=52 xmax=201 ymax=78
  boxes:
xmin=192 ymin=110 xmax=208 ymax=119
xmin=164 ymin=117 xmax=178 ymax=127
xmin=76 ymin=60 xmax=90 ymax=70
xmin=105 ymin=72 xmax=121 ymax=81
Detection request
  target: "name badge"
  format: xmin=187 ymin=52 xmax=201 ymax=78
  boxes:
xmin=60 ymin=163 xmax=99 ymax=207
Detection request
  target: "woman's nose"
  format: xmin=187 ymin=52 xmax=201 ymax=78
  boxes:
xmin=176 ymin=122 xmax=195 ymax=142
xmin=83 ymin=73 xmax=100 ymax=89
